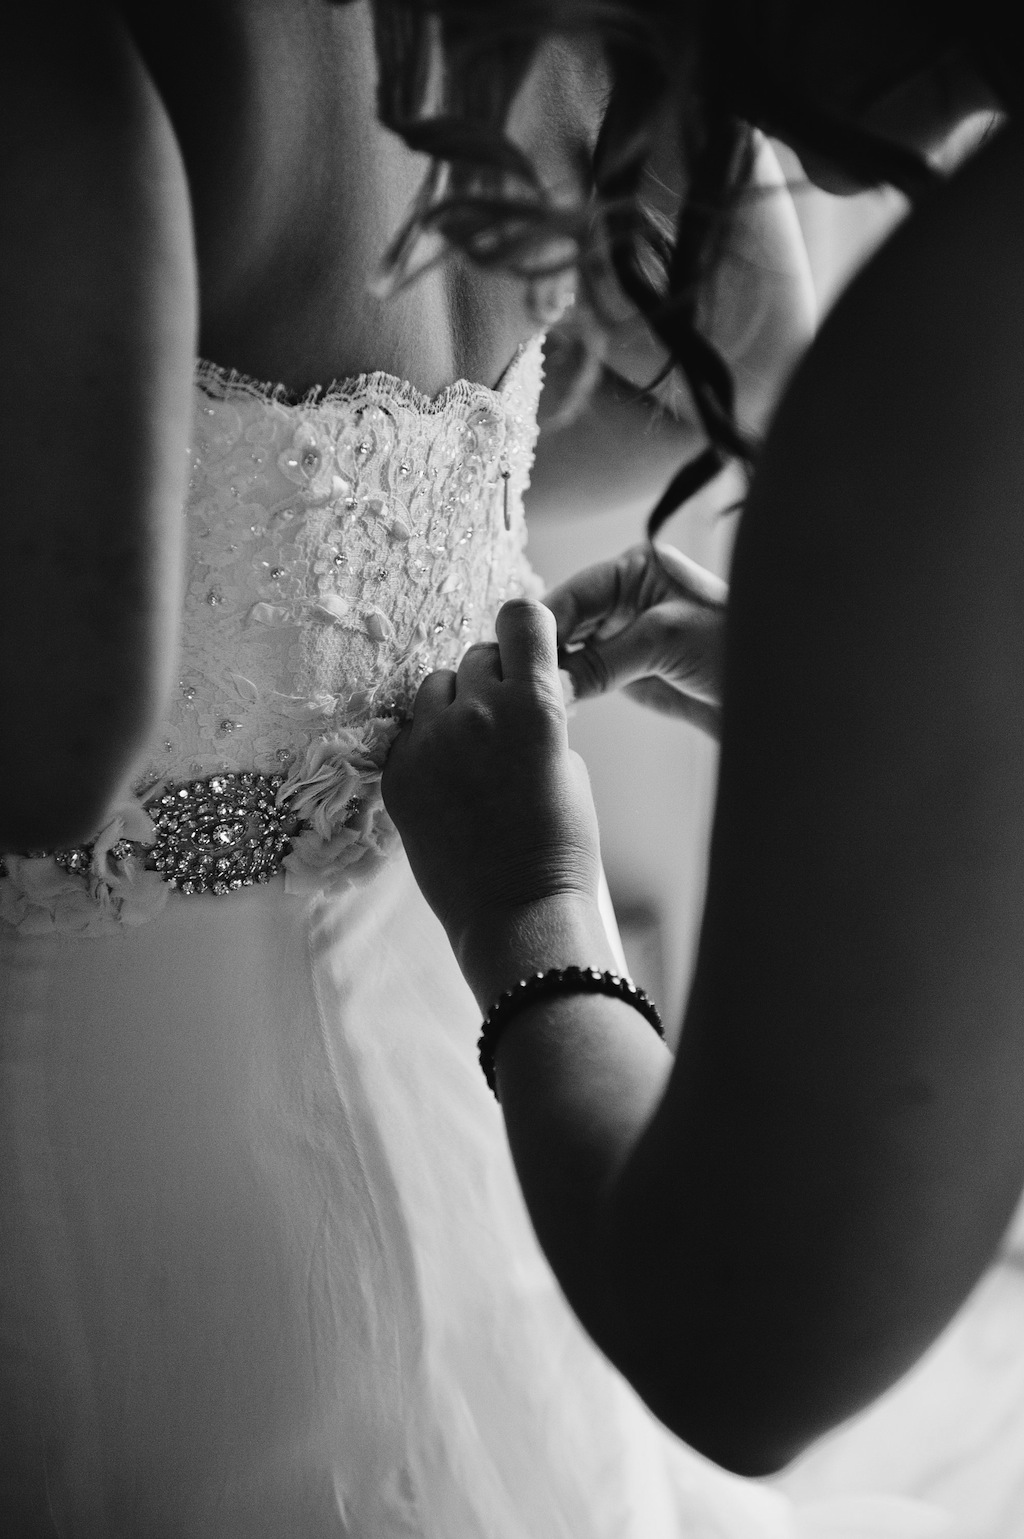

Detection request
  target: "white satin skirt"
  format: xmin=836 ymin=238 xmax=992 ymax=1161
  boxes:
xmin=0 ymin=857 xmax=943 ymax=1537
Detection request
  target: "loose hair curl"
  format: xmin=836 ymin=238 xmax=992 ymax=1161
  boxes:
xmin=366 ymin=0 xmax=948 ymax=534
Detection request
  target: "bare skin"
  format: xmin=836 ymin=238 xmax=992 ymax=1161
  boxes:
xmin=550 ymin=542 xmax=726 ymax=731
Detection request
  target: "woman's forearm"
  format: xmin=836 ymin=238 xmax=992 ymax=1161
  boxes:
xmin=457 ymin=893 xmax=675 ymax=1367
xmin=0 ymin=7 xmax=196 ymax=849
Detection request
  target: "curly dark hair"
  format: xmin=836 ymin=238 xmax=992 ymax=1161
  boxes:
xmin=365 ymin=1 xmax=969 ymax=536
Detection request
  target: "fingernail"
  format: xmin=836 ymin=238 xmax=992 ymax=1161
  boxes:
xmin=558 ymin=669 xmax=578 ymax=716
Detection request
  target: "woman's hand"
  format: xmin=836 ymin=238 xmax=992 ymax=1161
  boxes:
xmin=545 ymin=543 xmax=727 ymax=735
xmin=382 ymin=600 xmax=610 ymax=1002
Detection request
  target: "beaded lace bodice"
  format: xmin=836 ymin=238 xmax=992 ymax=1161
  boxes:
xmin=172 ymin=343 xmax=542 ymax=783
xmin=1 ymin=338 xmax=545 ymax=934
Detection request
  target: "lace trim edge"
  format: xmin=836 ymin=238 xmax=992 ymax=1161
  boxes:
xmin=194 ymin=336 xmax=539 ymax=417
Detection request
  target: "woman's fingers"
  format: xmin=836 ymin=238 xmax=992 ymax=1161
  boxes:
xmin=457 ymin=641 xmax=501 ymax=693
xmin=650 ymin=544 xmax=728 ymax=607
xmin=543 ymin=546 xmax=727 ymax=727
xmin=622 ymin=678 xmax=721 ymax=736
xmin=413 ymin=667 xmax=456 ymax=721
xmin=544 ymin=544 xmax=727 ymax=650
xmin=560 ymin=600 xmax=724 ymax=708
xmin=495 ymin=599 xmax=559 ymax=684
xmin=544 ymin=556 xmax=630 ymax=647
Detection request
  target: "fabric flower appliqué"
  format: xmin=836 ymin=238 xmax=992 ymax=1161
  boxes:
xmin=279 ymin=717 xmax=403 ymax=894
xmin=0 ymin=799 xmax=168 ymax=937
xmin=277 ymin=421 xmax=341 ymax=505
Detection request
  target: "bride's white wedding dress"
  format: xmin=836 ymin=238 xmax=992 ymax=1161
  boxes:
xmin=0 ymin=339 xmax=944 ymax=1536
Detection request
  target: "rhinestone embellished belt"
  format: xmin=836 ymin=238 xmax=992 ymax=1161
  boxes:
xmin=52 ymin=772 xmax=305 ymax=896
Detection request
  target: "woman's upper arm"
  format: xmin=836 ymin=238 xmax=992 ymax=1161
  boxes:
xmin=0 ymin=6 xmax=196 ymax=848
xmin=607 ymin=121 xmax=1024 ymax=1473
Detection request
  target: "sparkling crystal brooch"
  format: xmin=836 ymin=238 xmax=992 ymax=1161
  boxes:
xmin=45 ymin=772 xmax=303 ymax=896
xmin=148 ymin=772 xmax=301 ymax=894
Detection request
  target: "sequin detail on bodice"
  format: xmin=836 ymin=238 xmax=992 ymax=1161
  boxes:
xmin=0 ymin=340 xmax=545 ymax=934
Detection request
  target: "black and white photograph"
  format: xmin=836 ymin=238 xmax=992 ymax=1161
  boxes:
xmin=1 ymin=4 xmax=1021 ymax=1534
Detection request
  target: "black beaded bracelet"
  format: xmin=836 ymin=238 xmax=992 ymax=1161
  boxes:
xmin=478 ymin=966 xmax=665 ymax=1099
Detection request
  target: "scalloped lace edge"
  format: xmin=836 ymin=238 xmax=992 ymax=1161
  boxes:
xmin=194 ymin=336 xmax=538 ymax=417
